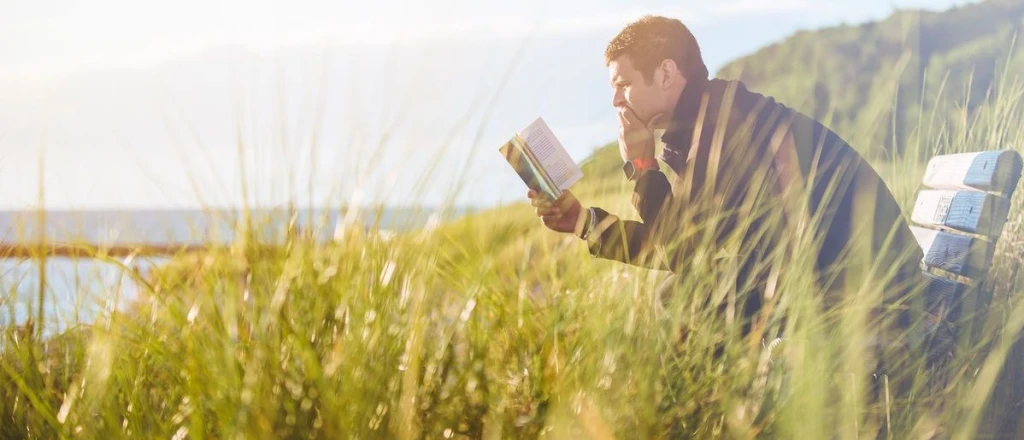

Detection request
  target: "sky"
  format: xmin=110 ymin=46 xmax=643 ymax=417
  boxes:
xmin=0 ymin=0 xmax=981 ymax=210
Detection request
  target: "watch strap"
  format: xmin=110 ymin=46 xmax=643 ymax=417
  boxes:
xmin=623 ymin=157 xmax=658 ymax=181
xmin=577 ymin=207 xmax=597 ymax=240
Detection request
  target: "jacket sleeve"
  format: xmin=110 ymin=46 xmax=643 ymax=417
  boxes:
xmin=584 ymin=169 xmax=673 ymax=270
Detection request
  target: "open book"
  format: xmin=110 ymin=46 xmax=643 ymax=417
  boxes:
xmin=498 ymin=117 xmax=583 ymax=200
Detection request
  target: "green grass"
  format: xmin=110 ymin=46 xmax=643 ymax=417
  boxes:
xmin=3 ymin=69 xmax=1024 ymax=439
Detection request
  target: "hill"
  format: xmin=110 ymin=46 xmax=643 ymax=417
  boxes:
xmin=716 ymin=0 xmax=1024 ymax=159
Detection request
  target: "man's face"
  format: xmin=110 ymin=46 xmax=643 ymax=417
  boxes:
xmin=608 ymin=55 xmax=668 ymax=127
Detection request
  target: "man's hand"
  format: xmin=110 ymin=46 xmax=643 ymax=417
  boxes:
xmin=528 ymin=189 xmax=582 ymax=234
xmin=618 ymin=107 xmax=663 ymax=163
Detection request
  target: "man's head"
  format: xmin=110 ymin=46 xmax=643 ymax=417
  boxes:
xmin=605 ymin=15 xmax=708 ymax=128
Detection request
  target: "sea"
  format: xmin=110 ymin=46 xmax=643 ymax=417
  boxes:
xmin=0 ymin=206 xmax=472 ymax=334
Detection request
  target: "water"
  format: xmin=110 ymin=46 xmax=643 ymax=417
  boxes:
xmin=0 ymin=206 xmax=472 ymax=334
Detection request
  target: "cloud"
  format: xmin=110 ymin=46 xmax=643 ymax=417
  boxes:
xmin=0 ymin=5 xmax=707 ymax=80
xmin=535 ymin=7 xmax=704 ymax=35
xmin=705 ymin=0 xmax=832 ymax=16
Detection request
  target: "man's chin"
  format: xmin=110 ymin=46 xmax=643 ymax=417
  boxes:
xmin=648 ymin=119 xmax=671 ymax=130
xmin=645 ymin=113 xmax=670 ymax=130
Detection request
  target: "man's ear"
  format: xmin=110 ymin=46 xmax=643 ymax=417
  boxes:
xmin=659 ymin=59 xmax=680 ymax=89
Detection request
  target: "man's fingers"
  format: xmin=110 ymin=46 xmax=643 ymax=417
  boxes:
xmin=531 ymin=189 xmax=574 ymax=230
xmin=541 ymin=215 xmax=562 ymax=227
xmin=621 ymin=107 xmax=642 ymax=125
xmin=528 ymin=190 xmax=550 ymax=202
xmin=622 ymin=130 xmax=645 ymax=146
xmin=619 ymin=108 xmax=651 ymax=146
xmin=531 ymin=197 xmax=554 ymax=208
xmin=556 ymin=195 xmax=575 ymax=211
xmin=535 ymin=206 xmax=560 ymax=216
xmin=618 ymin=109 xmax=632 ymax=130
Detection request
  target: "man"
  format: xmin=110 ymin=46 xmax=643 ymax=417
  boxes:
xmin=528 ymin=16 xmax=925 ymax=371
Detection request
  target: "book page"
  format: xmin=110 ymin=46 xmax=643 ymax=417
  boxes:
xmin=519 ymin=117 xmax=583 ymax=191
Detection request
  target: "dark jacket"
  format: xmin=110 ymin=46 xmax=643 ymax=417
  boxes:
xmin=585 ymin=77 xmax=924 ymax=333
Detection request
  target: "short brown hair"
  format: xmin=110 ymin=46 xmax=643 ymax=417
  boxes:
xmin=605 ymin=15 xmax=708 ymax=84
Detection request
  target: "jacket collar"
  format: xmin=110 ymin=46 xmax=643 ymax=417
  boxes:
xmin=659 ymin=75 xmax=711 ymax=164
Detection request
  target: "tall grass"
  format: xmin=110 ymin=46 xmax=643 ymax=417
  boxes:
xmin=2 ymin=63 xmax=1024 ymax=439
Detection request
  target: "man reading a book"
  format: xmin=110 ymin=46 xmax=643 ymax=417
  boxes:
xmin=527 ymin=15 xmax=926 ymax=387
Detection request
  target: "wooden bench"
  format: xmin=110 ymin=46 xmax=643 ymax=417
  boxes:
xmin=909 ymin=150 xmax=1023 ymax=383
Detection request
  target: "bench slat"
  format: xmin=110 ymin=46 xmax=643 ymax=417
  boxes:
xmin=911 ymin=190 xmax=1010 ymax=238
xmin=922 ymin=272 xmax=968 ymax=322
xmin=911 ymin=226 xmax=995 ymax=279
xmin=923 ymin=150 xmax=1024 ymax=197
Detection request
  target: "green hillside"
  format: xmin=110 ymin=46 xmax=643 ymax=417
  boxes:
xmin=716 ymin=0 xmax=1024 ymax=160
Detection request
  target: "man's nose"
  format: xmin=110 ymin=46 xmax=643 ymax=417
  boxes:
xmin=612 ymin=91 xmax=625 ymax=108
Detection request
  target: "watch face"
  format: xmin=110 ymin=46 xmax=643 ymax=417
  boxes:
xmin=622 ymin=161 xmax=636 ymax=179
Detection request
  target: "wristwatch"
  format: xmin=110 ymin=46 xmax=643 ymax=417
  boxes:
xmin=623 ymin=157 xmax=658 ymax=181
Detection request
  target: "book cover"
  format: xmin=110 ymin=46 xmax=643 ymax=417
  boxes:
xmin=499 ymin=133 xmax=561 ymax=200
xmin=498 ymin=117 xmax=582 ymax=200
